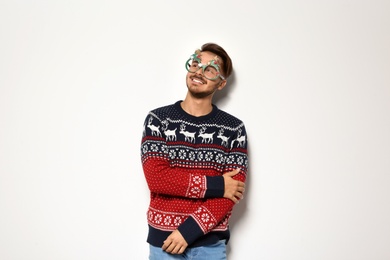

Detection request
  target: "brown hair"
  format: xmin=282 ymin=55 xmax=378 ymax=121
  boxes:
xmin=200 ymin=43 xmax=233 ymax=79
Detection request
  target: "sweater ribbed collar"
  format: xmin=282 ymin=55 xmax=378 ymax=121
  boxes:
xmin=174 ymin=100 xmax=218 ymax=122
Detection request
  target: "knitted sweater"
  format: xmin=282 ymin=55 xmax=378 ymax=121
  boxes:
xmin=141 ymin=100 xmax=248 ymax=247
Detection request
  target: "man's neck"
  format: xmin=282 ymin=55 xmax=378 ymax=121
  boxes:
xmin=181 ymin=95 xmax=213 ymax=117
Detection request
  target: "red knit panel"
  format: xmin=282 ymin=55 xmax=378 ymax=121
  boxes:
xmin=190 ymin=170 xmax=246 ymax=233
xmin=143 ymin=157 xmax=208 ymax=199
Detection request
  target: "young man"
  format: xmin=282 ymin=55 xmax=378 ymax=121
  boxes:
xmin=141 ymin=43 xmax=248 ymax=259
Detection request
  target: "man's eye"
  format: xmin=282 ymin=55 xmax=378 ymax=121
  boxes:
xmin=205 ymin=67 xmax=217 ymax=73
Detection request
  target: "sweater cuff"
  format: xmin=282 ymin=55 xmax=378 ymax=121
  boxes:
xmin=177 ymin=216 xmax=204 ymax=245
xmin=205 ymin=175 xmax=224 ymax=198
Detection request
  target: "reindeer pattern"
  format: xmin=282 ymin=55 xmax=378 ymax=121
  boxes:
xmin=142 ymin=105 xmax=248 ymax=171
xmin=146 ymin=117 xmax=162 ymax=137
xmin=144 ymin=116 xmax=246 ymax=149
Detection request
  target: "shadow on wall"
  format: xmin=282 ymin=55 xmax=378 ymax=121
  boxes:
xmin=213 ymin=71 xmax=236 ymax=106
xmin=226 ymin=141 xmax=252 ymax=257
xmin=213 ymin=71 xmax=252 ymax=257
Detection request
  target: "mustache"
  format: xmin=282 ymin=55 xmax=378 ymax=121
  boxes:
xmin=190 ymin=75 xmax=206 ymax=83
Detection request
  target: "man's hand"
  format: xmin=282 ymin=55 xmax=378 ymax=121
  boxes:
xmin=223 ymin=168 xmax=245 ymax=203
xmin=162 ymin=229 xmax=188 ymax=254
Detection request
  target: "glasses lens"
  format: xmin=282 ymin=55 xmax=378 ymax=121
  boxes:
xmin=203 ymin=65 xmax=218 ymax=80
xmin=185 ymin=58 xmax=221 ymax=80
xmin=186 ymin=59 xmax=199 ymax=72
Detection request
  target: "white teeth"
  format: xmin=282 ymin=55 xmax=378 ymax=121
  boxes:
xmin=193 ymin=78 xmax=203 ymax=84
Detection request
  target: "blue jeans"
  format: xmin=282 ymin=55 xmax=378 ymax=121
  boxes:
xmin=149 ymin=240 xmax=227 ymax=260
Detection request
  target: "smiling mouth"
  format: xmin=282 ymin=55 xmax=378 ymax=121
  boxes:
xmin=191 ymin=76 xmax=206 ymax=84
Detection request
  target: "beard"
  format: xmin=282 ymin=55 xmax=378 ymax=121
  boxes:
xmin=186 ymin=75 xmax=217 ymax=99
xmin=187 ymin=86 xmax=216 ymax=99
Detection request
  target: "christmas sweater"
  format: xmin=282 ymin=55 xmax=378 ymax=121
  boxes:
xmin=141 ymin=101 xmax=248 ymax=247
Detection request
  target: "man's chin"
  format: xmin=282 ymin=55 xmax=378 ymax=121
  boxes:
xmin=188 ymin=89 xmax=215 ymax=99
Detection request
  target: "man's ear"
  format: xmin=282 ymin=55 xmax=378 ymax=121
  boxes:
xmin=217 ymin=80 xmax=227 ymax=90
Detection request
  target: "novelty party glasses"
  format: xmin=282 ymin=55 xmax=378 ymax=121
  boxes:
xmin=185 ymin=51 xmax=225 ymax=80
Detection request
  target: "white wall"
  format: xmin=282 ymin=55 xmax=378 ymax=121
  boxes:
xmin=1 ymin=1 xmax=389 ymax=259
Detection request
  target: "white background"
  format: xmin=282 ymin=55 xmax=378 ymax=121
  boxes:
xmin=1 ymin=1 xmax=389 ymax=259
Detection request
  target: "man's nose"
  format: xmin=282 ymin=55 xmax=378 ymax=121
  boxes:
xmin=194 ymin=66 xmax=203 ymax=75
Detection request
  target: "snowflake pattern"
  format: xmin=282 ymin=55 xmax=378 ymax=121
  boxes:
xmin=193 ymin=176 xmax=202 ymax=184
xmin=215 ymin=154 xmax=225 ymax=164
xmin=201 ymin=213 xmax=210 ymax=223
xmin=154 ymin=214 xmax=162 ymax=224
xmin=205 ymin=151 xmax=213 ymax=161
xmin=150 ymin=144 xmax=158 ymax=152
xmin=189 ymin=151 xmax=196 ymax=161
xmin=191 ymin=206 xmax=218 ymax=233
xmin=141 ymin=139 xmax=246 ymax=172
xmin=161 ymin=145 xmax=168 ymax=153
xmin=189 ymin=187 xmax=200 ymax=197
xmin=174 ymin=217 xmax=182 ymax=226
xmin=148 ymin=211 xmax=153 ymax=221
xmin=148 ymin=208 xmax=188 ymax=230
xmin=187 ymin=175 xmax=206 ymax=198
xmin=142 ymin=144 xmax=148 ymax=154
xmin=164 ymin=216 xmax=172 ymax=226
xmin=237 ymin=156 xmax=244 ymax=165
xmin=226 ymin=155 xmax=235 ymax=164
xmin=169 ymin=149 xmax=176 ymax=159
xmin=179 ymin=149 xmax=187 ymax=159
xmin=197 ymin=152 xmax=204 ymax=161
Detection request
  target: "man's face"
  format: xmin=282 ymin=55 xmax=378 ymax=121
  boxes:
xmin=185 ymin=51 xmax=226 ymax=99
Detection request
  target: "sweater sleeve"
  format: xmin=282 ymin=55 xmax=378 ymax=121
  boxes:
xmin=142 ymin=156 xmax=224 ymax=198
xmin=178 ymin=169 xmax=247 ymax=245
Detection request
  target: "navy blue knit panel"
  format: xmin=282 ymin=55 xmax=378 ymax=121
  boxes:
xmin=143 ymin=100 xmax=248 ymax=173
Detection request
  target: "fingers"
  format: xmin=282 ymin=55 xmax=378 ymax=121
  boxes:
xmin=224 ymin=168 xmax=241 ymax=177
xmin=162 ymin=230 xmax=188 ymax=255
xmin=229 ymin=192 xmax=244 ymax=203
xmin=163 ymin=241 xmax=185 ymax=254
xmin=161 ymin=240 xmax=169 ymax=251
xmin=224 ymin=185 xmax=245 ymax=203
xmin=235 ymin=189 xmax=244 ymax=200
xmin=223 ymin=176 xmax=245 ymax=203
xmin=237 ymin=181 xmax=245 ymax=189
